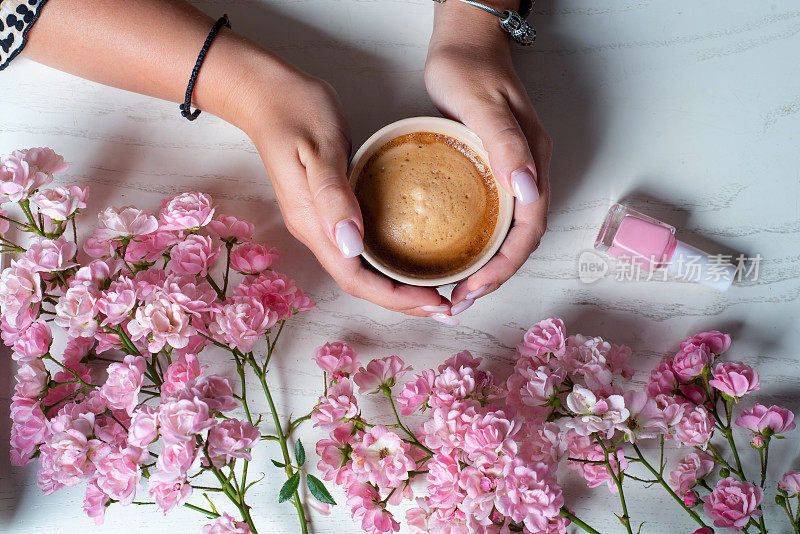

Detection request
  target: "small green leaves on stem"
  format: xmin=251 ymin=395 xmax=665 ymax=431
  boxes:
xmin=306 ymin=474 xmax=336 ymax=505
xmin=279 ymin=473 xmax=301 ymax=503
xmin=295 ymin=440 xmax=306 ymax=467
xmin=271 ymin=460 xmax=286 ymax=469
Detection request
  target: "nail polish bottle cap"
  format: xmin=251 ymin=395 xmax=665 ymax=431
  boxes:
xmin=665 ymin=240 xmax=736 ymax=292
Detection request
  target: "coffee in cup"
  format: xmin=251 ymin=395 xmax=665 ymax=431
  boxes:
xmin=348 ymin=117 xmax=514 ymax=287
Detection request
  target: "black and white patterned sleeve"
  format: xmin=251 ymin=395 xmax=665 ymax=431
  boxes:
xmin=0 ymin=0 xmax=50 ymax=71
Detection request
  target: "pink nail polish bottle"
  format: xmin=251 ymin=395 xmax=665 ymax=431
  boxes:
xmin=594 ymin=203 xmax=736 ymax=291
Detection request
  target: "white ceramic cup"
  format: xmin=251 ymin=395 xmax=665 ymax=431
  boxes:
xmin=347 ymin=117 xmax=515 ymax=287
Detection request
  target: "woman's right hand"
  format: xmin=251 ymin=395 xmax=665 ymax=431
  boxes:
xmin=233 ymin=57 xmax=449 ymax=318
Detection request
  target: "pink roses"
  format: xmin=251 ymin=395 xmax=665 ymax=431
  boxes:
xmin=702 ymin=478 xmax=763 ymax=530
xmin=735 ymin=404 xmax=796 ymax=435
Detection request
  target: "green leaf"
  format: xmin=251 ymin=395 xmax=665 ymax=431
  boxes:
xmin=271 ymin=459 xmax=286 ymax=468
xmin=278 ymin=473 xmax=300 ymax=503
xmin=306 ymin=474 xmax=336 ymax=505
xmin=295 ymin=440 xmax=306 ymax=467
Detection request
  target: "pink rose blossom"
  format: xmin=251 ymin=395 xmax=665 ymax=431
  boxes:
xmin=32 ymin=186 xmax=88 ymax=220
xmin=561 ymin=335 xmax=614 ymax=389
xmin=709 ymin=362 xmax=759 ymax=398
xmin=735 ymin=404 xmax=796 ymax=435
xmin=421 ymin=401 xmax=479 ymax=456
xmin=20 ymin=237 xmax=77 ymax=272
xmin=9 ymin=395 xmax=48 ymax=465
xmin=750 ymin=434 xmax=766 ymax=448
xmin=83 ymin=229 xmax=117 ymax=258
xmin=16 ymin=147 xmax=69 ymax=175
xmin=0 ymin=149 xmax=56 ymax=202
xmin=437 ymin=350 xmax=482 ymax=373
xmin=157 ymin=440 xmax=200 ymax=474
xmin=128 ymin=406 xmax=159 ymax=448
xmin=347 ymin=482 xmax=400 ymax=534
xmin=565 ymin=385 xmax=629 ymax=438
xmin=208 ymin=297 xmax=277 ymax=352
xmin=675 ymin=405 xmax=714 ymax=449
xmin=158 ymin=397 xmax=215 ymax=443
xmin=126 ymin=294 xmax=195 ymax=352
xmin=463 ymin=409 xmax=520 ymax=462
xmin=11 ymin=320 xmax=51 ymax=361
xmin=518 ymin=422 xmax=565 ymax=466
xmin=779 ymin=471 xmax=800 ymax=496
xmin=100 ymin=355 xmax=146 ymax=415
xmin=669 ymin=452 xmax=715 ymax=496
xmin=14 ymin=359 xmax=48 ymax=398
xmin=694 ymin=528 xmax=714 ymax=534
xmin=207 ymin=419 xmax=260 ymax=467
xmin=93 ymin=446 xmax=140 ymax=505
xmin=354 ymin=356 xmax=412 ymax=393
xmin=161 ymin=353 xmax=204 ymax=396
xmin=316 ymin=423 xmax=357 ymax=485
xmin=97 ymin=277 xmax=137 ymax=326
xmin=230 ymin=243 xmax=279 ymax=274
xmin=125 ymin=230 xmax=181 ymax=264
xmin=148 ymin=469 xmax=193 ymax=513
xmin=682 ymin=330 xmax=731 ymax=355
xmin=427 ymin=453 xmax=464 ymax=509
xmin=54 ymin=283 xmax=99 ymax=337
xmin=702 ymin=477 xmax=763 ymax=530
xmin=83 ymin=481 xmax=109 ymax=525
xmin=160 ymin=274 xmax=216 ymax=315
xmin=506 ymin=359 xmax=565 ymax=415
xmin=683 ymin=490 xmax=700 ymax=507
xmin=398 ymin=369 xmax=435 ymax=415
xmin=74 ymin=258 xmax=120 ymax=287
xmin=0 ymin=261 xmax=43 ymax=317
xmin=351 ymin=425 xmax=414 ymax=487
xmin=622 ymin=390 xmax=668 ymax=441
xmin=517 ymin=317 xmax=566 ymax=359
xmin=671 ymin=344 xmax=712 ymax=381
xmin=202 ymin=513 xmax=251 ymax=534
xmin=168 ymin=234 xmax=220 ymax=276
xmin=495 ymin=458 xmax=564 ymax=532
xmin=96 ymin=206 xmax=159 ymax=240
xmin=159 ymin=192 xmax=215 ymax=230
xmin=458 ymin=458 xmax=503 ymax=521
xmin=235 ymin=270 xmax=313 ymax=317
xmin=179 ymin=375 xmax=238 ymax=413
xmin=314 ymin=342 xmax=361 ymax=381
xmin=38 ymin=418 xmax=100 ymax=491
xmin=207 ymin=214 xmax=254 ymax=243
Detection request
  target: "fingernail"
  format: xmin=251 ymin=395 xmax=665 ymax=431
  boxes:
xmin=430 ymin=313 xmax=459 ymax=326
xmin=421 ymin=304 xmax=450 ymax=313
xmin=450 ymin=298 xmax=474 ymax=316
xmin=334 ymin=219 xmax=364 ymax=258
xmin=464 ymin=284 xmax=490 ymax=300
xmin=510 ymin=169 xmax=540 ymax=206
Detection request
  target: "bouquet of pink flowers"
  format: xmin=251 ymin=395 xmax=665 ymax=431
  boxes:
xmin=1 ymin=147 xmax=329 ymax=533
xmin=311 ymin=320 xmax=800 ymax=533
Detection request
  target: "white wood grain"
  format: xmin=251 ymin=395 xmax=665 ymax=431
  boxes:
xmin=1 ymin=1 xmax=799 ymax=532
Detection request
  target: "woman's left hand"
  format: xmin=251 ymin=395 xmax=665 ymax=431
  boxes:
xmin=425 ymin=1 xmax=552 ymax=316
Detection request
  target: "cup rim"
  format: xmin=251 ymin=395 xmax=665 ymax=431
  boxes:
xmin=347 ymin=116 xmax=515 ymax=287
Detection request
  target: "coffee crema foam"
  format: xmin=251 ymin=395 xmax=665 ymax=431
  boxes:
xmin=354 ymin=132 xmax=499 ymax=278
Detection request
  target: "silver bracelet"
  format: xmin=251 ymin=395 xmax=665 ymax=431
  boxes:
xmin=434 ymin=0 xmax=536 ymax=46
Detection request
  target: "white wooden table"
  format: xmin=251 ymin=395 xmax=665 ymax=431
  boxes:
xmin=1 ymin=1 xmax=799 ymax=532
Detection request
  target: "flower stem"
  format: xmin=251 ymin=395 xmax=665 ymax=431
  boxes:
xmin=246 ymin=339 xmax=308 ymax=534
xmin=559 ymin=508 xmax=601 ymax=534
xmin=596 ymin=437 xmax=633 ymax=534
xmin=631 ymin=443 xmax=708 ymax=527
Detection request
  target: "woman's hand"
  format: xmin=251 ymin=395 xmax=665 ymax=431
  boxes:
xmin=237 ymin=58 xmax=448 ymax=317
xmin=425 ymin=0 xmax=552 ymax=316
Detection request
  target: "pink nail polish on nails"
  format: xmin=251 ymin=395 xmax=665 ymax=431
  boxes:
xmin=464 ymin=284 xmax=490 ymax=300
xmin=450 ymin=298 xmax=474 ymax=316
xmin=334 ymin=219 xmax=364 ymax=258
xmin=421 ymin=304 xmax=450 ymax=313
xmin=510 ymin=169 xmax=540 ymax=205
xmin=430 ymin=313 xmax=459 ymax=326
xmin=595 ymin=203 xmax=736 ymax=292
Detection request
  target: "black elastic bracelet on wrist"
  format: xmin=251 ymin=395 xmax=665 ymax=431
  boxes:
xmin=179 ymin=14 xmax=231 ymax=121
